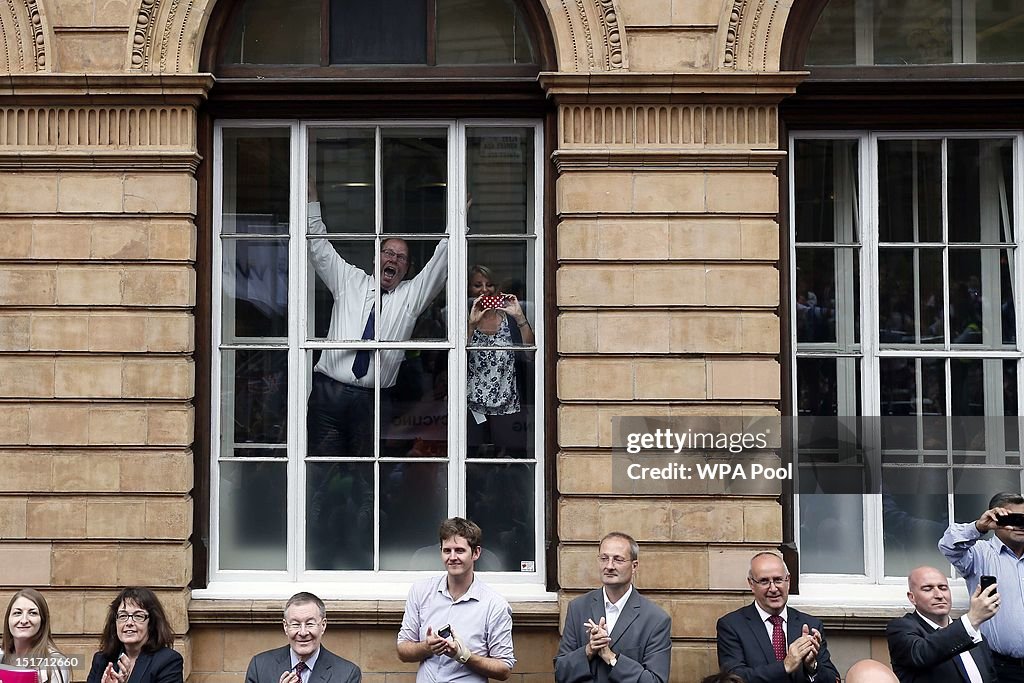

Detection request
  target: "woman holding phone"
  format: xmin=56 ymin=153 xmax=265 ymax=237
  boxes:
xmin=466 ymin=264 xmax=533 ymax=458
xmin=85 ymin=588 xmax=182 ymax=683
xmin=2 ymin=589 xmax=70 ymax=683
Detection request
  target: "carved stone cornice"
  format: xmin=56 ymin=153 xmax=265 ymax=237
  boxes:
xmin=552 ymin=148 xmax=786 ymax=172
xmin=540 ymin=71 xmax=808 ymax=103
xmin=0 ymin=73 xmax=214 ymax=103
xmin=0 ymin=0 xmax=49 ymax=72
xmin=0 ymin=151 xmax=202 ymax=172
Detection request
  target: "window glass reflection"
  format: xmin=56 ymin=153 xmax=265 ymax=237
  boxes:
xmin=436 ymin=0 xmax=536 ymax=64
xmin=383 ymin=129 xmax=447 ymax=234
xmin=467 ymin=127 xmax=535 ymax=234
xmin=878 ymin=140 xmax=942 ymax=243
xmin=222 ymin=129 xmax=290 ymax=234
xmin=383 ymin=350 xmax=449 ymax=458
xmin=306 ymin=461 xmax=374 ymax=569
xmin=466 ymin=463 xmax=535 ymax=570
xmin=310 ymin=129 xmax=376 ymax=234
xmin=222 ymin=0 xmax=320 ymax=65
xmin=223 ymin=239 xmax=288 ymax=340
xmin=881 ymin=469 xmax=949 ymax=577
xmin=219 ymin=461 xmax=287 ymax=570
xmin=380 ymin=462 xmax=448 ymax=569
xmin=222 ymin=349 xmax=288 ymax=450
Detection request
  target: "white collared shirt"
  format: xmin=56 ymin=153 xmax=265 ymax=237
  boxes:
xmin=604 ymin=585 xmax=633 ymax=636
xmin=753 ymin=602 xmax=789 ymax=643
xmin=916 ymin=612 xmax=985 ymax=683
xmin=289 ymin=647 xmax=320 ymax=683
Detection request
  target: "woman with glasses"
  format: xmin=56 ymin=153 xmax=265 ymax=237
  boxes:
xmin=86 ymin=588 xmax=182 ymax=683
xmin=2 ymin=588 xmax=70 ymax=683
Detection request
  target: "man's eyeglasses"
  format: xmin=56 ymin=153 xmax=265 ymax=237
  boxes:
xmin=115 ymin=612 xmax=150 ymax=623
xmin=381 ymin=248 xmax=408 ymax=264
xmin=750 ymin=576 xmax=790 ymax=587
xmin=285 ymin=620 xmax=324 ymax=632
xmin=597 ymin=554 xmax=632 ymax=565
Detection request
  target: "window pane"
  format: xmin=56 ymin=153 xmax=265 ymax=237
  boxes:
xmin=878 ymin=248 xmax=944 ymax=345
xmin=948 ymin=139 xmax=1015 ymax=243
xmin=467 ymin=463 xmax=535 ymax=571
xmin=306 ymin=461 xmax=374 ymax=570
xmin=308 ymin=238 xmax=375 ymax=341
xmin=976 ymin=1 xmax=1024 ymax=63
xmin=793 ymin=139 xmax=860 ymax=244
xmin=383 ymin=129 xmax=447 ymax=234
xmin=396 ymin=238 xmax=449 ymax=342
xmin=880 ymin=358 xmax=947 ymax=454
xmin=437 ymin=0 xmax=536 ymax=64
xmin=222 ymin=129 xmax=290 ymax=234
xmin=222 ymin=239 xmax=288 ymax=340
xmin=219 ymin=461 xmax=287 ymax=570
xmin=804 ymin=0 xmax=856 ymax=66
xmin=796 ymin=248 xmax=861 ymax=345
xmin=881 ymin=472 xmax=949 ymax=577
xmin=380 ymin=461 xmax=448 ymax=570
xmin=874 ymin=0 xmax=952 ymax=65
xmin=950 ymin=249 xmax=1015 ymax=347
xmin=330 ymin=0 xmax=426 ymax=64
xmin=467 ymin=127 xmax=536 ymax=235
xmin=221 ymin=0 xmax=321 ymax=65
xmin=310 ymin=128 xmax=376 ymax=235
xmin=221 ymin=349 xmax=288 ymax=450
xmin=384 ymin=350 xmax=449 ymax=457
xmin=878 ymin=140 xmax=942 ymax=243
xmin=799 ymin=492 xmax=865 ymax=573
xmin=953 ymin=468 xmax=1024 ymax=523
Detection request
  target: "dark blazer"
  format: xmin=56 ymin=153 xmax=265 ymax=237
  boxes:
xmin=86 ymin=647 xmax=184 ymax=683
xmin=554 ymin=587 xmax=671 ymax=683
xmin=716 ymin=603 xmax=840 ymax=683
xmin=245 ymin=646 xmax=360 ymax=683
xmin=886 ymin=611 xmax=996 ymax=683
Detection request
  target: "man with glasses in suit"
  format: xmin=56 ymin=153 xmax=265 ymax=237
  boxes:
xmin=245 ymin=592 xmax=361 ymax=683
xmin=716 ymin=552 xmax=840 ymax=683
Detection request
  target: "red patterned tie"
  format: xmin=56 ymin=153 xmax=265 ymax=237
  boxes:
xmin=294 ymin=661 xmax=307 ymax=678
xmin=768 ymin=615 xmax=785 ymax=661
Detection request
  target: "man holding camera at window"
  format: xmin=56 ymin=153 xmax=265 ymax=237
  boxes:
xmin=554 ymin=532 xmax=672 ymax=683
xmin=939 ymin=492 xmax=1024 ymax=683
xmin=716 ymin=552 xmax=840 ymax=683
xmin=244 ymin=592 xmax=361 ymax=683
xmin=396 ymin=517 xmax=515 ymax=682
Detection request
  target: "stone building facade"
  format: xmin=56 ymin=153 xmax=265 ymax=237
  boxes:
xmin=3 ymin=0 xmax=1020 ymax=680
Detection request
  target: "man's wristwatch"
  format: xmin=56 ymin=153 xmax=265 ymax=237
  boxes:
xmin=608 ymin=654 xmax=617 ymax=668
xmin=457 ymin=651 xmax=471 ymax=664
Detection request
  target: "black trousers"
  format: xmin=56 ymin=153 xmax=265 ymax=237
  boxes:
xmin=995 ymin=653 xmax=1024 ymax=683
xmin=307 ymin=371 xmax=377 ymax=457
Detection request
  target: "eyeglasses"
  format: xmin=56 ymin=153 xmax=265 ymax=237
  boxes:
xmin=381 ymin=248 xmax=408 ymax=264
xmin=285 ymin=620 xmax=324 ymax=632
xmin=750 ymin=576 xmax=790 ymax=587
xmin=597 ymin=554 xmax=632 ymax=565
xmin=115 ymin=612 xmax=150 ymax=623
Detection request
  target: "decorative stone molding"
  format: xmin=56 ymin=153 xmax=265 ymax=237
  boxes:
xmin=555 ymin=0 xmax=626 ymax=70
xmin=130 ymin=0 xmax=211 ymax=73
xmin=559 ymin=104 xmax=778 ymax=148
xmin=0 ymin=106 xmax=195 ymax=146
xmin=0 ymin=0 xmax=50 ymax=72
xmin=720 ymin=0 xmax=794 ymax=71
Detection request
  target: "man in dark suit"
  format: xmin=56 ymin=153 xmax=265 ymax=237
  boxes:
xmin=886 ymin=565 xmax=999 ymax=683
xmin=554 ymin=531 xmax=671 ymax=683
xmin=245 ymin=592 xmax=361 ymax=683
xmin=716 ymin=552 xmax=840 ymax=683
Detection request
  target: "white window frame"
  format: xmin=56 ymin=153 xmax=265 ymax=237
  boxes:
xmin=788 ymin=130 xmax=1024 ymax=609
xmin=199 ymin=118 xmax=552 ymax=601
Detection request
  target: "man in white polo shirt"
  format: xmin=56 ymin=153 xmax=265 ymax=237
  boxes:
xmin=396 ymin=517 xmax=515 ymax=682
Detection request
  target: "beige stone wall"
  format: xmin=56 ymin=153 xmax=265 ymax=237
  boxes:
xmin=0 ymin=0 xmax=850 ymax=681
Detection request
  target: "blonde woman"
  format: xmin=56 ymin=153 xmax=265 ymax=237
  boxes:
xmin=2 ymin=589 xmax=70 ymax=683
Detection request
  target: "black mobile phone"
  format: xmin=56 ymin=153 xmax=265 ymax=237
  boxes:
xmin=997 ymin=512 xmax=1024 ymax=527
xmin=437 ymin=624 xmax=452 ymax=639
xmin=980 ymin=575 xmax=997 ymax=594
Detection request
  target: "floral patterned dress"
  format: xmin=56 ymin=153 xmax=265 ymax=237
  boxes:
xmin=467 ymin=314 xmax=519 ymax=415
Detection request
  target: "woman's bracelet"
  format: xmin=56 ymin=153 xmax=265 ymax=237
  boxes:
xmin=517 ymin=319 xmax=530 ymax=328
